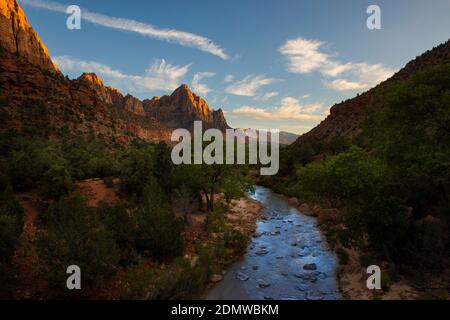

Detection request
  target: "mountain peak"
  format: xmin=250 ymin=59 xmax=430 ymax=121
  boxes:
xmin=172 ymin=83 xmax=193 ymax=96
xmin=78 ymin=73 xmax=105 ymax=87
xmin=0 ymin=0 xmax=59 ymax=72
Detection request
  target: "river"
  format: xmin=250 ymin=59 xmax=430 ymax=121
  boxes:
xmin=206 ymin=186 xmax=341 ymax=300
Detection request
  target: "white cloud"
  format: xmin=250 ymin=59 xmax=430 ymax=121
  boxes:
xmin=232 ymin=97 xmax=325 ymax=121
xmin=224 ymin=74 xmax=234 ymax=83
xmin=324 ymin=79 xmax=369 ymax=91
xmin=191 ymin=72 xmax=215 ymax=96
xmin=279 ymin=38 xmax=329 ymax=74
xmin=22 ymin=0 xmax=229 ymax=60
xmin=279 ymin=37 xmax=396 ymax=92
xmin=225 ymin=75 xmax=278 ymax=97
xmin=54 ymin=56 xmax=190 ymax=92
xmin=255 ymin=91 xmax=279 ymax=101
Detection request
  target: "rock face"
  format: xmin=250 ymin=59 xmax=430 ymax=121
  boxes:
xmin=0 ymin=0 xmax=231 ymax=143
xmin=0 ymin=0 xmax=58 ymax=72
xmin=294 ymin=39 xmax=450 ymax=146
xmin=145 ymin=84 xmax=229 ymax=131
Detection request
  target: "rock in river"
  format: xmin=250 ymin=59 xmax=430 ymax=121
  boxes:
xmin=303 ymin=263 xmax=317 ymax=270
xmin=236 ymin=271 xmax=249 ymax=281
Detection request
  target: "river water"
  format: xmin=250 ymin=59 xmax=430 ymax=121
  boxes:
xmin=206 ymin=186 xmax=341 ymax=300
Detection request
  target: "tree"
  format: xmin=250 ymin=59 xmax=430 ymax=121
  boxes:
xmin=120 ymin=145 xmax=155 ymax=195
xmin=40 ymin=164 xmax=73 ymax=199
xmin=38 ymin=193 xmax=119 ymax=292
xmin=0 ymin=186 xmax=24 ymax=266
xmin=135 ymin=179 xmax=184 ymax=261
xmin=172 ymin=163 xmax=251 ymax=212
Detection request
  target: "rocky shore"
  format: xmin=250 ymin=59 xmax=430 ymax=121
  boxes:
xmin=286 ymin=196 xmax=419 ymax=300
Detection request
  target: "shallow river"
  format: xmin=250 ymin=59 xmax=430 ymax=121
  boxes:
xmin=206 ymin=186 xmax=341 ymax=300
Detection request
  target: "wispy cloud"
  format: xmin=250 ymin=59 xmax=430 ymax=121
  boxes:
xmin=191 ymin=72 xmax=215 ymax=96
xmin=54 ymin=56 xmax=190 ymax=92
xmin=255 ymin=91 xmax=279 ymax=101
xmin=225 ymin=75 xmax=278 ymax=97
xmin=324 ymin=79 xmax=368 ymax=91
xmin=232 ymin=97 xmax=325 ymax=121
xmin=224 ymin=74 xmax=234 ymax=83
xmin=21 ymin=0 xmax=229 ymax=60
xmin=279 ymin=37 xmax=396 ymax=92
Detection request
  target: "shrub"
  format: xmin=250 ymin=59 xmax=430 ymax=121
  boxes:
xmin=39 ymin=164 xmax=73 ymax=199
xmin=120 ymin=146 xmax=155 ymax=195
xmin=103 ymin=176 xmax=114 ymax=188
xmin=135 ymin=180 xmax=184 ymax=261
xmin=224 ymin=229 xmax=247 ymax=255
xmin=38 ymin=193 xmax=119 ymax=293
xmin=0 ymin=186 xmax=24 ymax=266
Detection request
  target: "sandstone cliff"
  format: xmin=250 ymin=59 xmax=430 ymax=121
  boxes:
xmin=0 ymin=0 xmax=230 ymax=143
xmin=0 ymin=0 xmax=58 ymax=72
xmin=144 ymin=84 xmax=229 ymax=131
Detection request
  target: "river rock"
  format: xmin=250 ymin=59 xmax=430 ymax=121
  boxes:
xmin=255 ymin=249 xmax=268 ymax=256
xmin=303 ymin=263 xmax=317 ymax=270
xmin=306 ymin=292 xmax=324 ymax=300
xmin=236 ymin=271 xmax=249 ymax=281
xmin=295 ymin=284 xmax=308 ymax=292
xmin=258 ymin=280 xmax=271 ymax=288
xmin=294 ymin=271 xmax=320 ymax=282
xmin=210 ymin=274 xmax=223 ymax=283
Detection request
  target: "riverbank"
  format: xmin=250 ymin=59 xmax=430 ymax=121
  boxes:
xmin=181 ymin=195 xmax=264 ymax=291
xmin=205 ymin=186 xmax=341 ymax=300
xmin=285 ymin=196 xmax=420 ymax=300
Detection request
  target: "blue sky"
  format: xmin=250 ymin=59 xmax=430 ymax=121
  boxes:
xmin=19 ymin=0 xmax=450 ymax=134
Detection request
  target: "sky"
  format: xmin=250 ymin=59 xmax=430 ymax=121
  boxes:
xmin=19 ymin=0 xmax=450 ymax=134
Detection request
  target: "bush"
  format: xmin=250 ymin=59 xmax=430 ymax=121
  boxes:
xmin=224 ymin=229 xmax=247 ymax=255
xmin=0 ymin=186 xmax=24 ymax=266
xmin=98 ymin=203 xmax=139 ymax=266
xmin=120 ymin=146 xmax=155 ymax=195
xmin=38 ymin=193 xmax=119 ymax=293
xmin=103 ymin=176 xmax=114 ymax=188
xmin=297 ymin=146 xmax=409 ymax=257
xmin=40 ymin=164 xmax=73 ymax=199
xmin=135 ymin=180 xmax=184 ymax=261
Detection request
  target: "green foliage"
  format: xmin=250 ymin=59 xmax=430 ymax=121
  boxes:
xmin=7 ymin=139 xmax=65 ymax=191
xmin=381 ymin=272 xmax=392 ymax=293
xmin=98 ymin=202 xmax=141 ymax=266
xmin=296 ymin=146 xmax=388 ymax=203
xmin=0 ymin=186 xmax=24 ymax=266
xmin=172 ymin=163 xmax=251 ymax=212
xmin=153 ymin=142 xmax=174 ymax=192
xmin=224 ymin=229 xmax=247 ymax=255
xmin=205 ymin=205 xmax=227 ymax=233
xmin=38 ymin=193 xmax=119 ymax=292
xmin=297 ymin=146 xmax=409 ymax=256
xmin=120 ymin=144 xmax=155 ymax=195
xmin=292 ymin=65 xmax=450 ymax=269
xmin=135 ymin=179 xmax=184 ymax=261
xmin=103 ymin=176 xmax=114 ymax=188
xmin=39 ymin=164 xmax=73 ymax=199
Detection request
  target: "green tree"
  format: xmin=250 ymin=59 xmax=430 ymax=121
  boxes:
xmin=0 ymin=186 xmax=24 ymax=266
xmin=38 ymin=193 xmax=119 ymax=292
xmin=135 ymin=179 xmax=184 ymax=261
xmin=40 ymin=164 xmax=73 ymax=199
